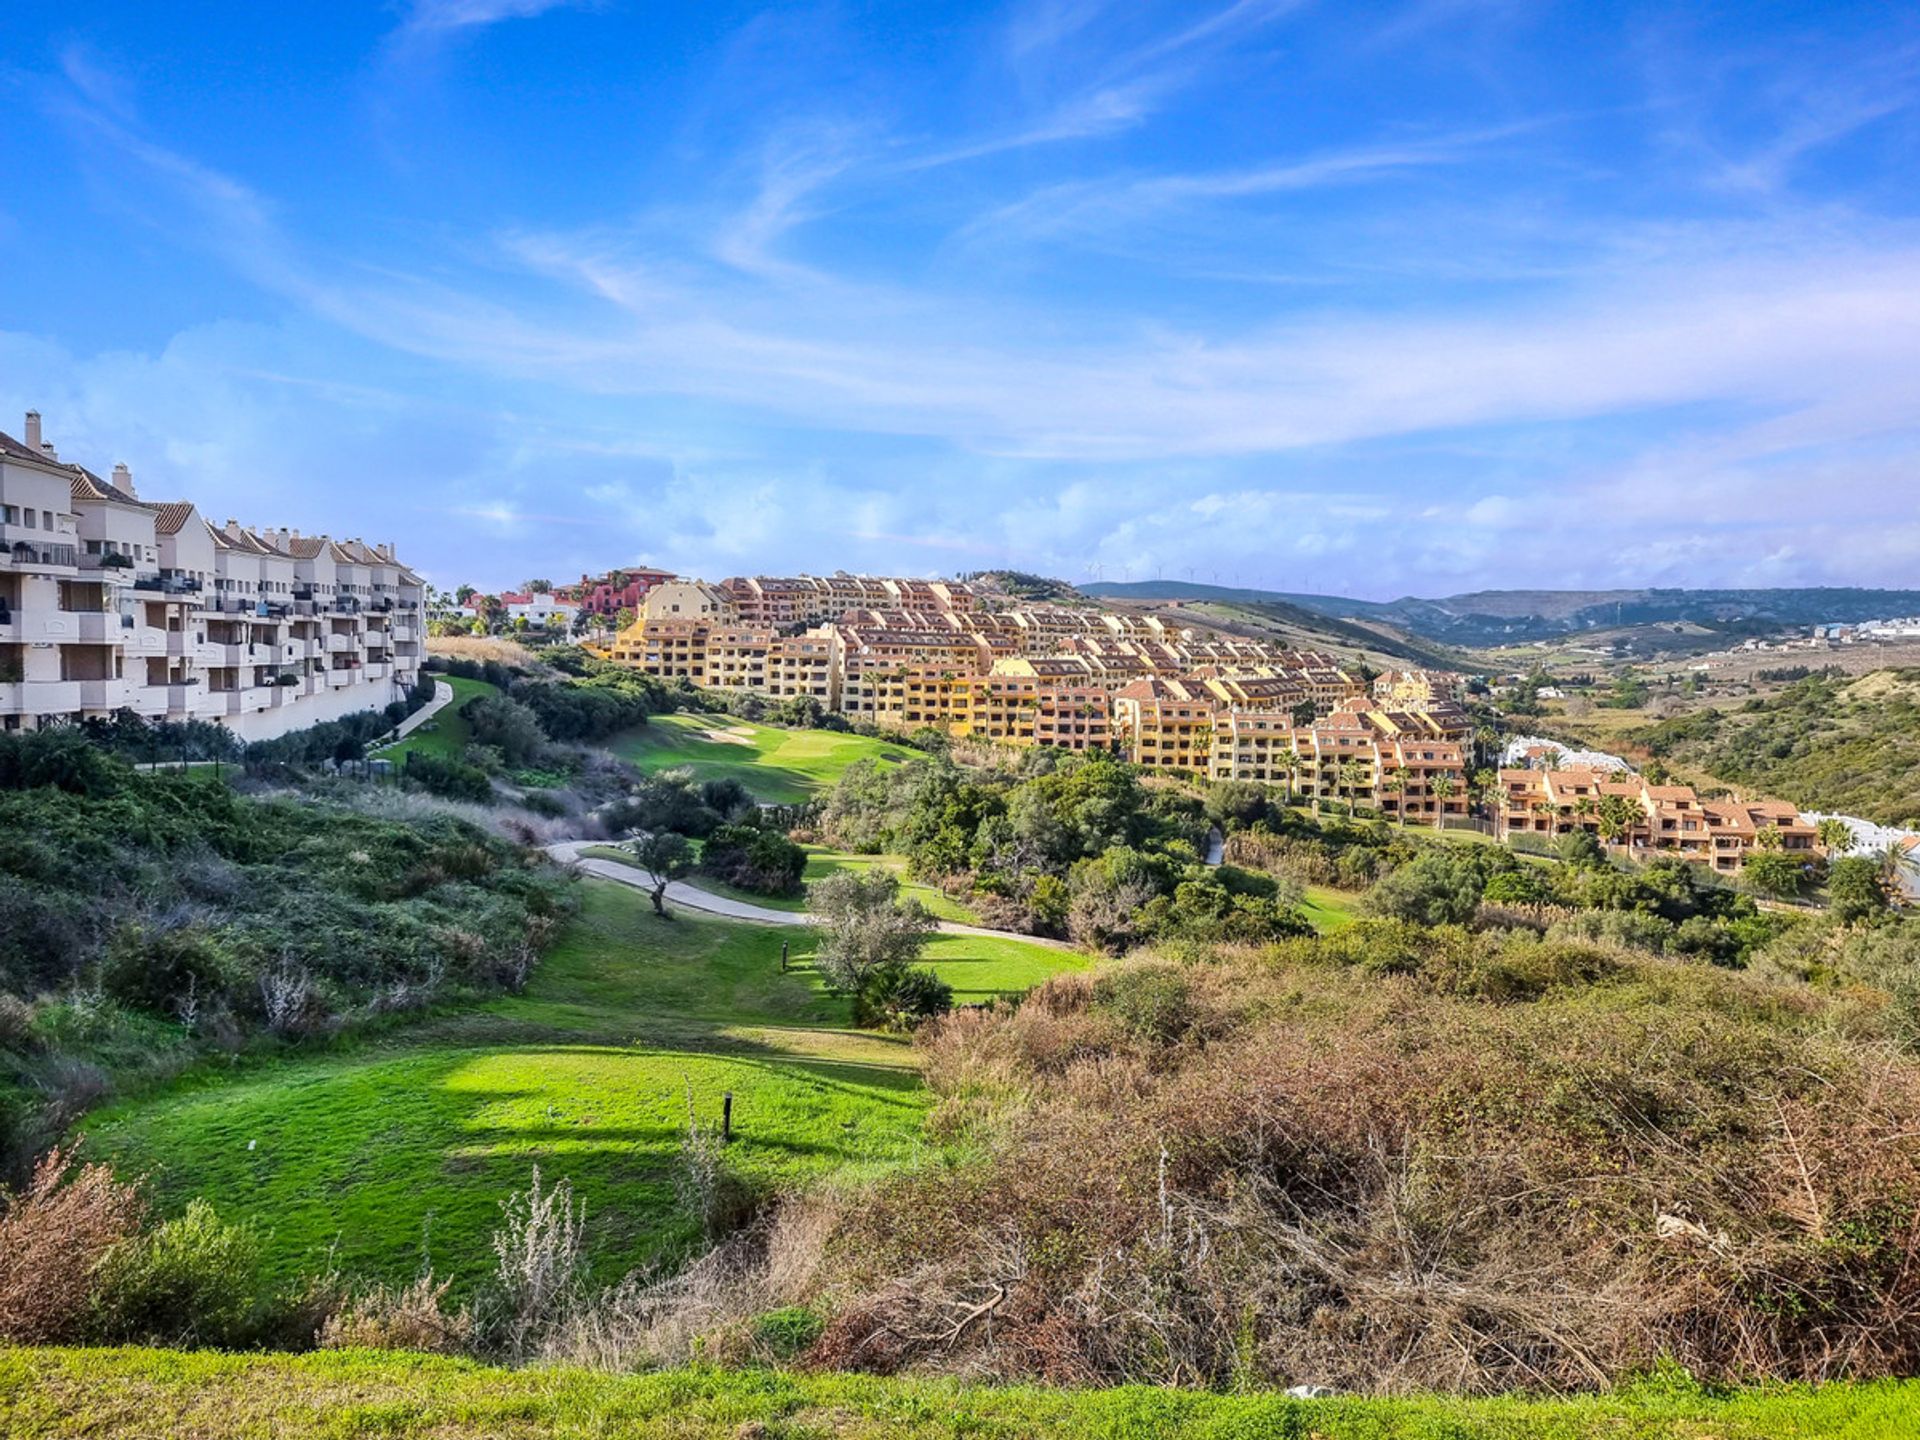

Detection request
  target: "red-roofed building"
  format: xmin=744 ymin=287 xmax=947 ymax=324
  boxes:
xmin=558 ymin=568 xmax=677 ymax=617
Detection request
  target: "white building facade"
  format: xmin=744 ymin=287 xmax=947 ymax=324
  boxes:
xmin=1 ymin=412 xmax=424 ymax=742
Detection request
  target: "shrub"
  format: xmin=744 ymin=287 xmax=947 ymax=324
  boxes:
xmin=1364 ymin=851 xmax=1485 ymax=927
xmin=1094 ymin=962 xmax=1195 ymax=1044
xmin=490 ymin=1165 xmax=587 ymax=1359
xmin=90 ymin=1198 xmax=271 ymax=1348
xmin=701 ymin=823 xmax=807 ymax=897
xmin=859 ymin=965 xmax=954 ymax=1031
xmin=100 ymin=923 xmax=239 ymax=1017
xmin=319 ymin=1271 xmax=475 ymax=1354
xmin=0 ymin=1145 xmax=147 ymax=1343
xmin=752 ymin=1304 xmax=825 ymax=1359
xmin=405 ymin=751 xmax=494 ymax=803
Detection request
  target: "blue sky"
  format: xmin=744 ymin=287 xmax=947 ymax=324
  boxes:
xmin=2 ymin=0 xmax=1917 ymax=598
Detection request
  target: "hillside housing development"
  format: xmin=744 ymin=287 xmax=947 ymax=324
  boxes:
xmin=1494 ymin=767 xmax=1819 ymax=873
xmin=595 ymin=570 xmax=1477 ymax=825
xmin=0 ymin=412 xmax=424 ymax=740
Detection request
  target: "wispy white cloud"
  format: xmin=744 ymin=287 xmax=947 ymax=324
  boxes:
xmin=398 ymin=0 xmax=587 ymax=37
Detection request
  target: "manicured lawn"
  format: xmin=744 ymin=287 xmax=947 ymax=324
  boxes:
xmin=609 ymin=712 xmax=916 ymax=803
xmin=378 ymin=675 xmax=500 ymax=764
xmin=84 ymin=880 xmax=1077 ymax=1293
xmin=1302 ymin=884 xmax=1358 ymax=933
xmin=11 ymin=1349 xmax=1920 ymax=1440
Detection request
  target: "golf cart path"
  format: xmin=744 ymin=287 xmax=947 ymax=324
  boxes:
xmin=542 ymin=840 xmax=1076 ymax=950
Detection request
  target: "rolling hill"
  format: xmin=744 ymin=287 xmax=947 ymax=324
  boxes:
xmin=1086 ymin=582 xmax=1920 ymax=648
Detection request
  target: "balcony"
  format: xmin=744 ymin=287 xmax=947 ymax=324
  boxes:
xmin=78 ymin=678 xmax=133 ymax=710
xmin=131 ymin=575 xmax=202 ymax=596
xmin=15 ymin=679 xmax=83 ymax=713
xmin=326 ymin=633 xmax=354 ymax=652
xmin=1 ymin=540 xmax=79 ymax=570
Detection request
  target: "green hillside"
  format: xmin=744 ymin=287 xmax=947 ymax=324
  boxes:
xmin=1631 ymin=669 xmax=1920 ymax=825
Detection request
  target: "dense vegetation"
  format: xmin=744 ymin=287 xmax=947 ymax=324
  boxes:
xmin=1632 ymin=669 xmax=1920 ymax=825
xmin=0 ymin=728 xmax=573 ymax=1174
xmin=822 ymin=751 xmax=1316 ymax=947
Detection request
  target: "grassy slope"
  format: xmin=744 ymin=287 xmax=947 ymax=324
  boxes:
xmin=8 ymin=1350 xmax=1919 ymax=1440
xmin=83 ymin=882 xmax=1077 ymax=1291
xmin=378 ymin=676 xmax=500 ymax=764
xmin=609 ymin=712 xmax=916 ymax=804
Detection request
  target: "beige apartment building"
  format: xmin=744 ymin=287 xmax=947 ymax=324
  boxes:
xmin=598 ymin=570 xmax=1463 ymax=775
xmin=0 ymin=413 xmax=423 ymax=740
xmin=1494 ymin=767 xmax=1818 ymax=873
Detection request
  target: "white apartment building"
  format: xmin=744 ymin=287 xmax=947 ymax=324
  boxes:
xmin=1 ymin=412 xmax=424 ymax=742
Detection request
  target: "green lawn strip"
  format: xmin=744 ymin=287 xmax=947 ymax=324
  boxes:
xmin=607 ymin=712 xmax=916 ymax=803
xmin=83 ymin=882 xmax=1077 ymax=1293
xmin=379 ymin=676 xmax=501 ymax=764
xmin=8 ymin=1349 xmax=1919 ymax=1440
xmin=1301 ymin=884 xmax=1358 ymax=933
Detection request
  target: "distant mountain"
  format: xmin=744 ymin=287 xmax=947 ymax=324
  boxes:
xmin=1083 ymin=583 xmax=1920 ymax=648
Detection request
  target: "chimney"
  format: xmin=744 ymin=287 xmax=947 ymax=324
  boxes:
xmin=112 ymin=463 xmax=137 ymax=499
xmin=23 ymin=411 xmax=41 ymax=450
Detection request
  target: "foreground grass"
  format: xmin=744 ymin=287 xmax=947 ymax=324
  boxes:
xmin=610 ymin=712 xmax=916 ymax=803
xmin=83 ymin=881 xmax=1076 ymax=1292
xmin=7 ymin=1350 xmax=1919 ymax=1440
xmin=379 ymin=675 xmax=500 ymax=764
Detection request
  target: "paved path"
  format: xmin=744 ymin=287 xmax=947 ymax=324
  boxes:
xmin=372 ymin=680 xmax=454 ymax=750
xmin=542 ymin=840 xmax=1076 ymax=950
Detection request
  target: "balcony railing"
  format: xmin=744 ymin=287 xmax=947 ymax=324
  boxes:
xmin=3 ymin=541 xmax=79 ymax=568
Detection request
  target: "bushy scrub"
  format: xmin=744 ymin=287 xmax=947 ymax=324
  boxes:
xmin=700 ymin=823 xmax=807 ymax=897
xmin=817 ymin=924 xmax=1920 ymax=1393
xmin=90 ymin=1199 xmax=270 ymax=1347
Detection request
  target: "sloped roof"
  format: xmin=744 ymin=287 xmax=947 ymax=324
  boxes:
xmin=148 ymin=501 xmax=196 ymax=536
xmin=69 ymin=465 xmax=143 ymax=507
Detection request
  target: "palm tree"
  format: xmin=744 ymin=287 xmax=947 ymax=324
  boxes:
xmin=1433 ymin=773 xmax=1457 ymax=830
xmin=1815 ymin=817 xmax=1852 ymax=855
xmin=1753 ymin=824 xmax=1784 ymax=853
xmin=1573 ymin=796 xmax=1598 ymax=832
xmin=1473 ymin=724 xmax=1499 ymax=771
xmin=1336 ymin=757 xmax=1366 ymax=817
xmin=1384 ymin=766 xmax=1411 ymax=827
xmin=1596 ymin=794 xmax=1639 ymax=850
xmin=1275 ymin=747 xmax=1299 ymax=808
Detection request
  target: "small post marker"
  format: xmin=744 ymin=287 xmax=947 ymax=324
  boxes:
xmin=722 ymin=1091 xmax=734 ymax=1144
xmin=780 ymin=939 xmax=789 ymax=973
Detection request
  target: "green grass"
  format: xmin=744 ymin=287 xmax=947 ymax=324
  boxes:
xmin=9 ymin=1349 xmax=1920 ymax=1440
xmin=1302 ymin=884 xmax=1358 ymax=933
xmin=609 ymin=712 xmax=916 ymax=803
xmin=84 ymin=881 xmax=1077 ymax=1292
xmin=378 ymin=676 xmax=501 ymax=764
